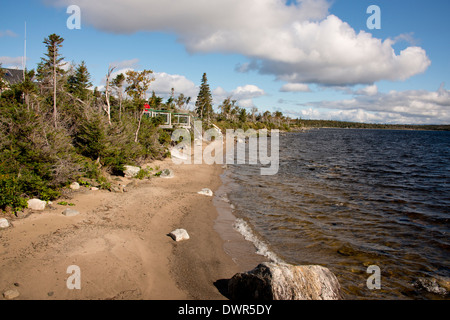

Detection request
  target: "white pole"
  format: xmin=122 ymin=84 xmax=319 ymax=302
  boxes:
xmin=23 ymin=21 xmax=27 ymax=79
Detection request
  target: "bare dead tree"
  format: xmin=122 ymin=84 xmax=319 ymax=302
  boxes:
xmin=104 ymin=66 xmax=116 ymax=126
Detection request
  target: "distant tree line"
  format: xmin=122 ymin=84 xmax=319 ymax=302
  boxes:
xmin=290 ymin=119 xmax=450 ymax=131
xmin=194 ymin=73 xmax=291 ymax=131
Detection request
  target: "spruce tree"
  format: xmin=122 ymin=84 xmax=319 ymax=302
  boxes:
xmin=195 ymin=73 xmax=213 ymax=123
xmin=19 ymin=69 xmax=38 ymax=110
xmin=39 ymin=34 xmax=65 ymax=127
xmin=67 ymin=61 xmax=92 ymax=101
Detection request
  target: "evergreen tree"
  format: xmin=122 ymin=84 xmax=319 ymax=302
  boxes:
xmin=149 ymin=91 xmax=163 ymax=110
xmin=67 ymin=61 xmax=91 ymax=101
xmin=239 ymin=107 xmax=247 ymax=123
xmin=38 ymin=34 xmax=65 ymax=127
xmin=195 ymin=73 xmax=213 ymax=123
xmin=19 ymin=69 xmax=38 ymax=110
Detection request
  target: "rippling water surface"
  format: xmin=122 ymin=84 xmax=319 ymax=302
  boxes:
xmin=226 ymin=128 xmax=450 ymax=299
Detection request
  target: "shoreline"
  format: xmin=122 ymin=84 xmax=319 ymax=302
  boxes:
xmin=0 ymin=154 xmax=252 ymax=300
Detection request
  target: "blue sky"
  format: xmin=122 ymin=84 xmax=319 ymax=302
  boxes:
xmin=1 ymin=0 xmax=449 ymax=124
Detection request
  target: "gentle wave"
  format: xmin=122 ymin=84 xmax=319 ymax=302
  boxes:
xmin=233 ymin=218 xmax=283 ymax=264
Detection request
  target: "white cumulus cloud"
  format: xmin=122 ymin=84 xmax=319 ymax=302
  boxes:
xmin=45 ymin=0 xmax=431 ymax=86
xmin=297 ymin=84 xmax=450 ymax=124
xmin=280 ymin=83 xmax=311 ymax=92
xmin=0 ymin=56 xmax=24 ymax=68
xmin=213 ymin=84 xmax=266 ymax=108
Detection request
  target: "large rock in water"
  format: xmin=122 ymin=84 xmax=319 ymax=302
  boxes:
xmin=228 ymin=262 xmax=342 ymax=300
xmin=413 ymin=277 xmax=450 ymax=296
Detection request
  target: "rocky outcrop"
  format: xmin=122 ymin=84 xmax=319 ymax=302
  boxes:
xmin=27 ymin=199 xmax=46 ymax=211
xmin=228 ymin=262 xmax=342 ymax=300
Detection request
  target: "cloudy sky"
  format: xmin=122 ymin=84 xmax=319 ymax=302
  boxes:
xmin=1 ymin=0 xmax=449 ymax=124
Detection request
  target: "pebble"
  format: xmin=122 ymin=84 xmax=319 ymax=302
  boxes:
xmin=197 ymin=188 xmax=213 ymax=197
xmin=62 ymin=209 xmax=80 ymax=217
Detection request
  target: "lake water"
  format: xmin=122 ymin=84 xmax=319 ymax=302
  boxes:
xmin=221 ymin=128 xmax=450 ymax=300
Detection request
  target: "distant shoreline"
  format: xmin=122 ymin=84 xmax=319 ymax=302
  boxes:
xmin=289 ymin=120 xmax=450 ymax=132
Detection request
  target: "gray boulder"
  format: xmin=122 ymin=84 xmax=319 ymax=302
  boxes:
xmin=169 ymin=229 xmax=190 ymax=242
xmin=124 ymin=165 xmax=141 ymax=178
xmin=0 ymin=218 xmax=9 ymax=229
xmin=228 ymin=262 xmax=342 ymax=300
xmin=70 ymin=182 xmax=80 ymax=190
xmin=27 ymin=199 xmax=46 ymax=211
xmin=160 ymin=169 xmax=174 ymax=179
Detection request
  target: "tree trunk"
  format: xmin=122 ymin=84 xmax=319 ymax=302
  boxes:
xmin=119 ymin=96 xmax=122 ymax=121
xmin=25 ymin=93 xmax=30 ymax=111
xmin=105 ymin=86 xmax=112 ymax=126
xmin=53 ymin=46 xmax=57 ymax=128
xmin=134 ymin=110 xmax=145 ymax=143
xmin=105 ymin=66 xmax=115 ymax=126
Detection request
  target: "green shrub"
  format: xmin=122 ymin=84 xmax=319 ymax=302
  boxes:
xmin=135 ymin=168 xmax=153 ymax=180
xmin=0 ymin=175 xmax=28 ymax=212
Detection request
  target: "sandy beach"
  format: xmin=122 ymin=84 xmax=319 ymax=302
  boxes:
xmin=0 ymin=151 xmax=255 ymax=300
